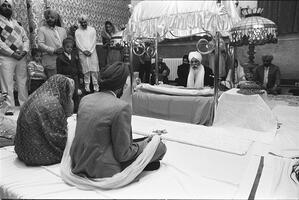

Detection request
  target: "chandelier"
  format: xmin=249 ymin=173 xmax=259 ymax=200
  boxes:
xmin=230 ymin=7 xmax=278 ymax=47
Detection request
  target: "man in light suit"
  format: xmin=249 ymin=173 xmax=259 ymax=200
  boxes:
xmin=37 ymin=9 xmax=67 ymax=78
xmin=70 ymin=62 xmax=166 ymax=178
xmin=0 ymin=0 xmax=29 ymax=115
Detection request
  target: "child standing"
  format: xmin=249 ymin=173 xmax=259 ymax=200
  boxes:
xmin=27 ymin=48 xmax=47 ymax=94
xmin=56 ymin=37 xmax=83 ymax=113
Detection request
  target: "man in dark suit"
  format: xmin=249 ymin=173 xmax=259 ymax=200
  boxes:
xmin=254 ymin=55 xmax=281 ymax=95
xmin=70 ymin=62 xmax=166 ymax=178
xmin=176 ymin=55 xmax=190 ymax=87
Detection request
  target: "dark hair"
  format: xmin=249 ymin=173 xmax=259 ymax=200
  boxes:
xmin=262 ymin=55 xmax=273 ymax=62
xmin=31 ymin=48 xmax=42 ymax=57
xmin=183 ymin=55 xmax=188 ymax=61
xmin=63 ymin=37 xmax=75 ymax=47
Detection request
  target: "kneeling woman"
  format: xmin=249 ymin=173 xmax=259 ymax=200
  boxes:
xmin=15 ymin=75 xmax=75 ymax=165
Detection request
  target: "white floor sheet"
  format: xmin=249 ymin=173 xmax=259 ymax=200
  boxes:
xmin=0 ymin=116 xmax=262 ymax=199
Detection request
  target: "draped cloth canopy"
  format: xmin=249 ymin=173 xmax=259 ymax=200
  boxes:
xmin=124 ymin=0 xmax=241 ymax=40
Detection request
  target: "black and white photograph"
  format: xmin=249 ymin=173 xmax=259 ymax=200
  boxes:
xmin=0 ymin=0 xmax=298 ymax=199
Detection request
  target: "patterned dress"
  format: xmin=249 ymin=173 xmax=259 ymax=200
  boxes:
xmin=14 ymin=75 xmax=74 ymax=166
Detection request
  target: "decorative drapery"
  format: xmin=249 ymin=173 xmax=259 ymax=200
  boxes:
xmin=12 ymin=0 xmax=130 ymax=47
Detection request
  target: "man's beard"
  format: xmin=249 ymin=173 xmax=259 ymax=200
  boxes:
xmin=1 ymin=9 xmax=12 ymax=19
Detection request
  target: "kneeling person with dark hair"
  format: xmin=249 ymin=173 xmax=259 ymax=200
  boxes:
xmin=70 ymin=61 xmax=167 ymax=178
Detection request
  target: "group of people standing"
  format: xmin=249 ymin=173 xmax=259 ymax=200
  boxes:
xmin=0 ymin=0 xmax=123 ymax=115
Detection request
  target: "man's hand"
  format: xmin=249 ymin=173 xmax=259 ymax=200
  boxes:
xmin=12 ymin=52 xmax=22 ymax=60
xmin=146 ymin=135 xmax=154 ymax=143
xmin=54 ymin=47 xmax=64 ymax=55
xmin=162 ymin=70 xmax=168 ymax=76
xmin=20 ymin=51 xmax=27 ymax=58
xmin=83 ymin=50 xmax=91 ymax=57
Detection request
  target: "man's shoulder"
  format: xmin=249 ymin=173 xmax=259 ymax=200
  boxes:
xmin=203 ymin=65 xmax=212 ymax=72
xmin=56 ymin=26 xmax=66 ymax=33
xmin=38 ymin=25 xmax=47 ymax=30
xmin=271 ymin=64 xmax=280 ymax=70
xmin=88 ymin=26 xmax=96 ymax=31
xmin=82 ymin=92 xmax=128 ymax=107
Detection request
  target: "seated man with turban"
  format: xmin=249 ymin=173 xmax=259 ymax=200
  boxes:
xmin=187 ymin=51 xmax=214 ymax=88
xmin=70 ymin=62 xmax=167 ymax=179
xmin=254 ymin=54 xmax=281 ymax=95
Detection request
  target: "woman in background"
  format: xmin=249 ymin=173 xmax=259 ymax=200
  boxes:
xmin=221 ymin=59 xmax=246 ymax=89
xmin=14 ymin=75 xmax=74 ymax=166
xmin=101 ymin=21 xmax=122 ymax=65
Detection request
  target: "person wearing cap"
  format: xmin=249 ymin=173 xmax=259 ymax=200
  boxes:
xmin=75 ymin=14 xmax=99 ymax=92
xmin=0 ymin=0 xmax=29 ymax=115
xmin=254 ymin=54 xmax=281 ymax=95
xmin=70 ymin=61 xmax=167 ymax=178
xmin=37 ymin=9 xmax=67 ymax=78
xmin=187 ymin=51 xmax=214 ymax=88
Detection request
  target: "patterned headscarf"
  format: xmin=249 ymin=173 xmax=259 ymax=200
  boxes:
xmin=30 ymin=74 xmax=74 ymax=108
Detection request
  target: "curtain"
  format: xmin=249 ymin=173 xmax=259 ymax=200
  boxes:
xmin=258 ymin=0 xmax=299 ymax=34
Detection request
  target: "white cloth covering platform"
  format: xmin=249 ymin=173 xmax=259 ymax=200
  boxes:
xmin=214 ymin=89 xmax=277 ymax=144
xmin=0 ymin=116 xmax=263 ymax=199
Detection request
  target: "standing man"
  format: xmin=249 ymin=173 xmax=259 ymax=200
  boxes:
xmin=37 ymin=9 xmax=67 ymax=78
xmin=0 ymin=0 xmax=29 ymax=115
xmin=75 ymin=15 xmax=99 ymax=92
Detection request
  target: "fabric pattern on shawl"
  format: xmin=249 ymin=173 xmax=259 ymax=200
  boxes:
xmin=14 ymin=74 xmax=73 ymax=166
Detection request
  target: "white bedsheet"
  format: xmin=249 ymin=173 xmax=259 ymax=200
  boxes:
xmin=136 ymin=84 xmax=214 ymax=96
xmin=132 ymin=115 xmax=253 ymax=155
xmin=1 ymin=108 xmax=297 ymax=199
xmin=255 ymin=154 xmax=299 ymax=199
xmin=0 ymin=141 xmax=260 ymax=199
xmin=269 ymin=105 xmax=299 ymax=158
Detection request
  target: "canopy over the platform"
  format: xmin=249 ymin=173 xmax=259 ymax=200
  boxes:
xmin=125 ymin=0 xmax=241 ymax=39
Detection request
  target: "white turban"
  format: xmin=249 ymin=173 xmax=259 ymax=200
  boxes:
xmin=0 ymin=0 xmax=13 ymax=6
xmin=188 ymin=51 xmax=202 ymax=62
xmin=78 ymin=14 xmax=88 ymax=22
